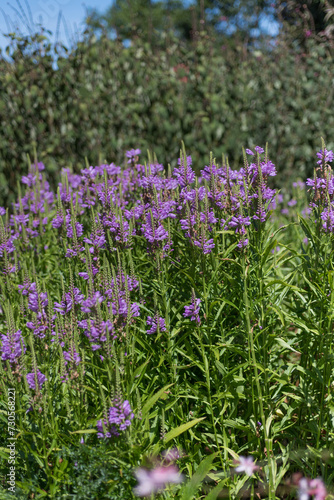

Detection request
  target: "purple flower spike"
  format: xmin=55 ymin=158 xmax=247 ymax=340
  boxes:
xmin=173 ymin=155 xmax=195 ymax=187
xmin=183 ymin=296 xmax=201 ymax=323
xmin=126 ymin=149 xmax=141 ymax=163
xmin=193 ymin=237 xmax=215 ymax=255
xmin=63 ymin=348 xmax=81 ymax=366
xmin=26 ymin=370 xmax=47 ymax=390
xmin=146 ymin=315 xmax=167 ymax=334
xmin=316 ymin=148 xmax=334 ymax=165
xmin=237 ymin=238 xmax=249 ymax=249
xmin=1 ymin=329 xmax=26 ymax=364
xmin=81 ymin=291 xmax=104 ymax=313
xmin=97 ymin=398 xmax=134 ymax=438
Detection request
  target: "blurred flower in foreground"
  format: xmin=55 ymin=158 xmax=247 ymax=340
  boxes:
xmin=134 ymin=465 xmax=183 ymax=497
xmin=234 ymin=456 xmax=259 ymax=476
xmin=298 ymin=477 xmax=327 ymax=500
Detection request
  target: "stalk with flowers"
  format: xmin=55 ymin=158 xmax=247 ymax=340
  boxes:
xmin=0 ymin=144 xmax=333 ymax=499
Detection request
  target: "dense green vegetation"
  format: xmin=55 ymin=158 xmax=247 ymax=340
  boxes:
xmin=0 ymin=26 xmax=333 ymax=207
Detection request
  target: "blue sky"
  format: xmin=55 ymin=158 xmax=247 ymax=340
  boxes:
xmin=0 ymin=0 xmax=280 ymax=53
xmin=0 ymin=0 xmax=112 ymax=51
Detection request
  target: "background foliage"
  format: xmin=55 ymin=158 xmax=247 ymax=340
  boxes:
xmin=1 ymin=28 xmax=334 ymax=208
xmin=0 ymin=0 xmax=334 ymax=207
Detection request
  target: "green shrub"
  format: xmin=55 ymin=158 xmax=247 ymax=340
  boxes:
xmin=0 ymin=30 xmax=333 ymax=206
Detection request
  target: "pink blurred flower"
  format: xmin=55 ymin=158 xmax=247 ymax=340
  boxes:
xmin=134 ymin=465 xmax=183 ymax=497
xmin=234 ymin=456 xmax=259 ymax=476
xmin=298 ymin=477 xmax=327 ymax=500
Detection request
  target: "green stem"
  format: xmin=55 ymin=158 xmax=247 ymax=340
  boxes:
xmin=242 ymin=255 xmax=275 ymax=499
xmin=198 ymin=328 xmax=225 ymax=472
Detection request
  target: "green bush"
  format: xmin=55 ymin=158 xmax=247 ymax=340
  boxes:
xmin=0 ymin=30 xmax=333 ymax=206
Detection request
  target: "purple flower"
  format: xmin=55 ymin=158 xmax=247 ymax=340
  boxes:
xmin=126 ymin=149 xmax=141 ymax=163
xmin=78 ymin=272 xmax=89 ymax=280
xmin=81 ymin=292 xmax=104 ymax=313
xmin=320 ymin=208 xmax=334 ymax=232
xmin=261 ymin=160 xmax=276 ymax=177
xmin=237 ymin=238 xmax=249 ymax=248
xmin=193 ymin=237 xmax=215 ymax=255
xmin=26 ymin=313 xmax=51 ymax=339
xmin=66 ymin=217 xmax=83 ymax=239
xmin=52 ymin=212 xmax=64 ymax=229
xmin=316 ymin=148 xmax=334 ymax=165
xmin=173 ymin=155 xmax=195 ymax=187
xmin=183 ymin=296 xmax=201 ymax=323
xmin=28 ymin=288 xmax=48 ymax=313
xmin=293 ymin=181 xmax=305 ymax=190
xmin=97 ymin=399 xmax=134 ymax=438
xmin=1 ymin=329 xmax=25 ymax=364
xmin=146 ymin=315 xmax=167 ymax=334
xmin=228 ymin=215 xmax=251 ymax=233
xmin=83 ymin=234 xmax=106 ymax=253
xmin=26 ymin=370 xmax=47 ymax=390
xmin=245 ymin=146 xmax=264 ymax=155
xmin=81 ymin=319 xmax=117 ymax=347
xmin=63 ymin=347 xmax=81 ymax=366
xmin=54 ymin=297 xmax=72 ymax=315
xmin=110 ymin=296 xmax=140 ymax=318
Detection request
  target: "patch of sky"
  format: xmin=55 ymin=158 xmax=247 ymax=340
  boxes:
xmin=0 ymin=0 xmax=281 ymax=58
xmin=0 ymin=0 xmax=112 ymax=54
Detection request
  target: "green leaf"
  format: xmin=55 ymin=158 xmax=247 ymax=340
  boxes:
xmin=224 ymin=446 xmax=240 ymax=461
xmin=142 ymin=384 xmax=174 ymax=418
xmin=180 ymin=452 xmax=217 ymax=500
xmin=164 ymin=417 xmax=206 ymax=444
xmin=275 ymin=338 xmax=301 ymax=354
xmin=204 ymin=479 xmax=229 ymax=500
xmin=69 ymin=429 xmax=97 ymax=434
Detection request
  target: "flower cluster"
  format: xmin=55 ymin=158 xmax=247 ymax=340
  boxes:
xmin=96 ymin=398 xmax=134 ymax=438
xmin=184 ymin=295 xmax=201 ymax=323
xmin=306 ymin=147 xmax=334 ymax=232
xmin=146 ymin=315 xmax=167 ymax=334
xmin=26 ymin=369 xmax=47 ymax=390
xmin=1 ymin=146 xmax=278 ymax=290
xmin=1 ymin=329 xmax=25 ymax=364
